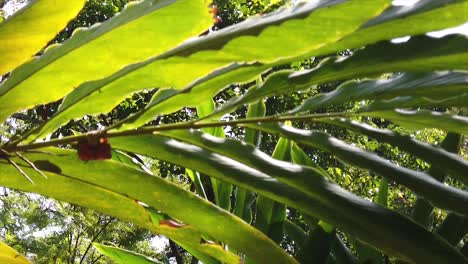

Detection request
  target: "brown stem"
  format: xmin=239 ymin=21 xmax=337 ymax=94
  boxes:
xmin=6 ymin=112 xmax=344 ymax=153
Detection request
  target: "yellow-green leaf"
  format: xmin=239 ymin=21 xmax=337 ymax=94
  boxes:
xmin=0 ymin=0 xmax=86 ymax=75
xmin=0 ymin=241 xmax=30 ymax=264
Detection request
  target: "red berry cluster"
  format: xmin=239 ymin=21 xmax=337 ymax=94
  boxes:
xmin=78 ymin=137 xmax=112 ymax=161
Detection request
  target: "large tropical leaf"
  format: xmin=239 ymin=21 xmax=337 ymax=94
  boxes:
xmin=246 ymin=123 xmax=468 ymax=214
xmin=0 ymin=150 xmax=296 ymax=264
xmin=322 ymin=118 xmax=468 ymax=185
xmin=212 ymin=69 xmax=468 ymax=123
xmin=255 ymin=134 xmax=290 ymax=243
xmin=22 ymin=1 xmax=468 ymax=142
xmin=115 ymin=1 xmax=468 ymax=129
xmin=293 ymin=71 xmax=468 ymax=114
xmin=21 ymin=0 xmax=391 ymax=141
xmin=0 ymin=0 xmax=212 ymax=122
xmin=363 ymin=109 xmax=468 ymax=134
xmin=0 ymin=0 xmax=86 ymax=75
xmin=109 ymin=134 xmax=468 ymax=263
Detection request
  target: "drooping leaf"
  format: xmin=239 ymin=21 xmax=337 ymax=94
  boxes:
xmin=322 ymin=118 xmax=468 ymax=186
xmin=0 ymin=241 xmax=31 ymax=264
xmin=93 ymin=243 xmax=162 ymax=264
xmin=292 ymin=34 xmax=468 ymax=86
xmin=292 ymin=71 xmax=468 ymax=114
xmin=289 ymin=143 xmax=336 ymax=263
xmin=435 ymin=212 xmax=468 ymax=246
xmin=212 ymin=69 xmax=468 ymax=121
xmin=0 ymin=149 xmax=297 ymax=264
xmin=0 ymin=0 xmax=86 ymax=75
xmin=297 ymin=224 xmax=334 ymax=264
xmin=363 ymin=109 xmax=468 ymax=134
xmin=0 ymin=0 xmax=213 ymax=123
xmin=110 ymin=134 xmax=468 ymax=263
xmin=411 ymin=133 xmax=464 ymax=228
xmin=246 ymin=123 xmax=468 ymax=215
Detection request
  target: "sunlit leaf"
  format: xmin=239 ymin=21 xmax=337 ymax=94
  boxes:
xmin=94 ymin=243 xmax=162 ymax=264
xmin=0 ymin=0 xmax=86 ymax=75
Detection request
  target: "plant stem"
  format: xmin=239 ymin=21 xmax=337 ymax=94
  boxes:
xmin=5 ymin=112 xmax=347 ymax=152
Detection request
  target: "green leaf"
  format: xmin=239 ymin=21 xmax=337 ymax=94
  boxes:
xmin=255 ymin=135 xmax=290 ymax=242
xmin=197 ymin=100 xmax=232 ymax=211
xmin=435 ymin=212 xmax=468 ymax=246
xmin=411 ymin=133 xmax=464 ymax=228
xmin=284 ymin=219 xmax=307 ymax=247
xmin=93 ymin=243 xmax=162 ymax=264
xmin=365 ymin=94 xmax=468 ymax=112
xmin=331 ymin=235 xmax=358 ymax=264
xmin=234 ymin=99 xmax=265 ymax=223
xmin=213 ymin=68 xmax=468 ymax=121
xmin=125 ymin=2 xmax=468 ymax=128
xmin=353 ymin=178 xmax=386 ymax=264
xmin=23 ymin=0 xmax=391 ymax=140
xmin=288 ymin=143 xmax=336 ymax=263
xmin=290 ymin=142 xmax=328 ymax=177
xmin=244 ymin=99 xmax=266 ymax=147
xmin=315 ymin=0 xmax=468 ymax=56
xmin=0 ymin=241 xmax=31 ymax=264
xmin=364 ymin=109 xmax=468 ymax=134
xmin=292 ymin=71 xmax=468 ymax=114
xmin=297 ymin=225 xmax=334 ymax=264
xmin=113 ymin=63 xmax=267 ymax=132
xmin=0 ymin=0 xmax=212 ymax=123
xmin=24 ymin=1 xmax=468 ymax=141
xmin=294 ymin=34 xmax=468 ymax=90
xmin=322 ymin=118 xmax=468 ymax=186
xmin=0 ymin=0 xmax=86 ymax=75
xmin=247 ymin=123 xmax=468 ymax=215
xmin=109 ymin=133 xmax=467 ymax=263
xmin=0 ymin=150 xmax=274 ymax=264
xmin=186 ymin=169 xmax=207 ymax=199
xmin=376 ymin=178 xmax=389 ymax=207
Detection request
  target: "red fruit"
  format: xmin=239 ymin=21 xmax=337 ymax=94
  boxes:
xmin=78 ymin=137 xmax=112 ymax=161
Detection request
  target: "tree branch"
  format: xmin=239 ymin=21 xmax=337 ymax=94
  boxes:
xmin=79 ymin=216 xmax=114 ymax=264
